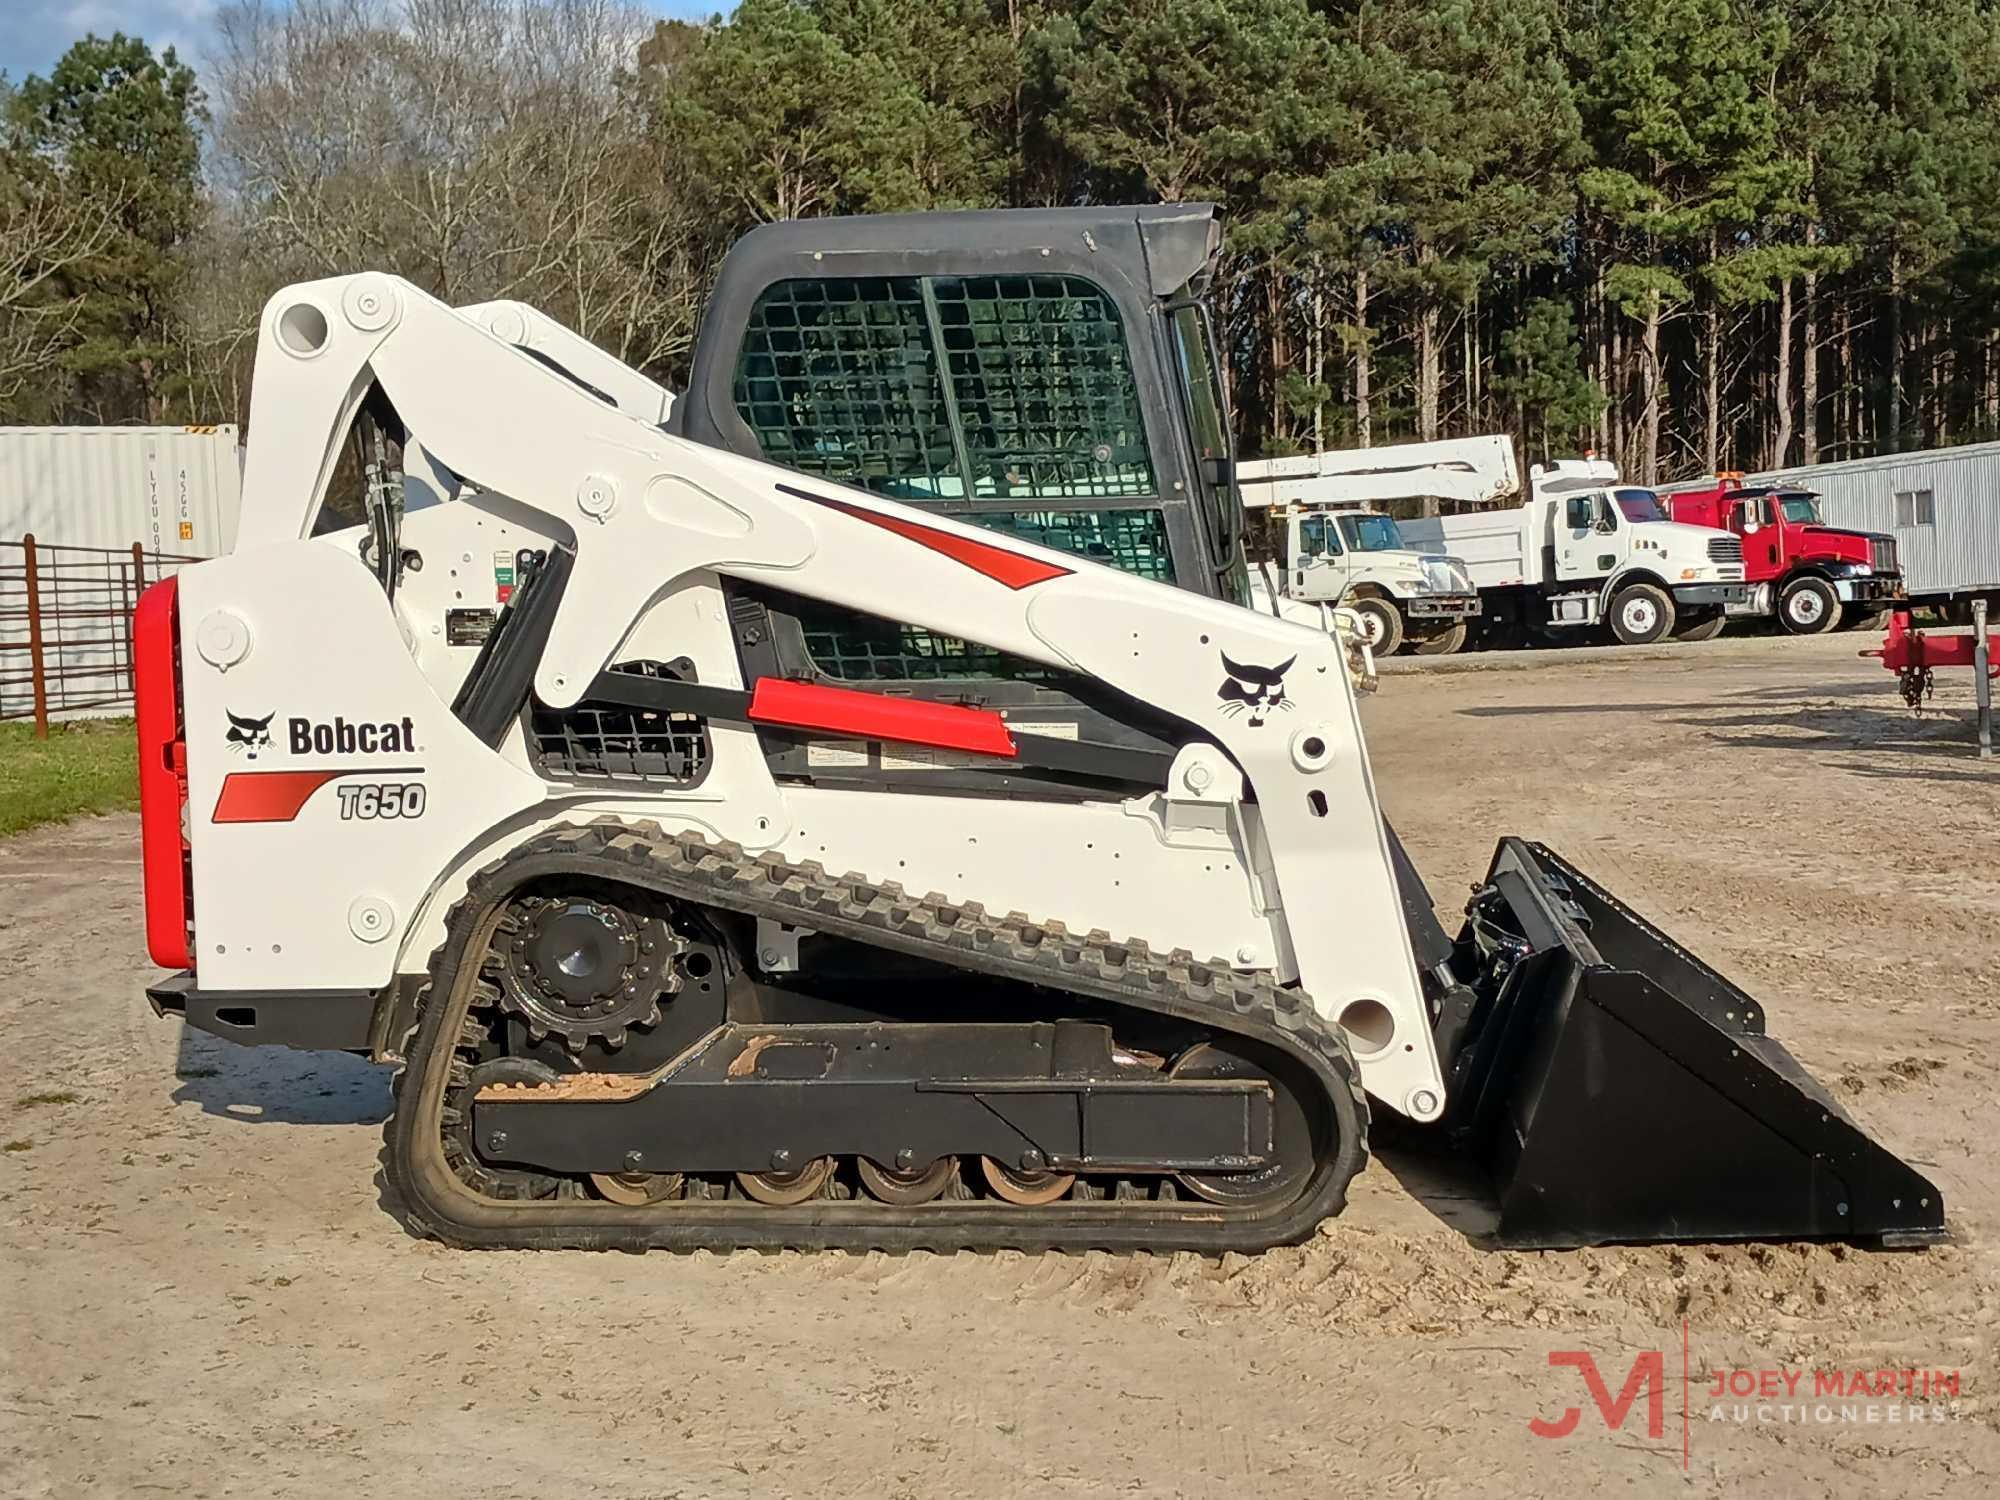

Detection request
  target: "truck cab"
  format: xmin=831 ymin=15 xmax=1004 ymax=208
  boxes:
xmin=1664 ymin=478 xmax=1902 ymax=634
xmin=1525 ymin=459 xmax=1749 ymax=643
xmin=1283 ymin=507 xmax=1479 ymax=656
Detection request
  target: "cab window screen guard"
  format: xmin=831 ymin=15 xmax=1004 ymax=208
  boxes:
xmin=732 ymin=272 xmax=1170 ymax=678
xmin=733 ymin=272 xmax=1157 ymax=509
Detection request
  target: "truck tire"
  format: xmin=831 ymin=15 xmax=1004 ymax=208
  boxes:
xmin=1778 ymin=576 xmax=1840 ymax=635
xmin=1409 ymin=621 xmax=1468 ymax=656
xmin=1348 ymin=597 xmax=1404 ymax=657
xmin=1672 ymin=611 xmax=1727 ymax=642
xmin=1609 ymin=582 xmax=1675 ymax=645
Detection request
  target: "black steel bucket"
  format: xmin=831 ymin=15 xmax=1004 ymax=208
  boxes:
xmin=1438 ymin=838 xmax=1946 ymax=1249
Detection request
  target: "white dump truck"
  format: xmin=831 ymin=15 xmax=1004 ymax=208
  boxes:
xmin=1401 ymin=456 xmax=1752 ymax=646
xmin=1236 ymin=436 xmax=1498 ymax=654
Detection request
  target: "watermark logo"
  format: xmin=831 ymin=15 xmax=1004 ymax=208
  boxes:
xmin=1529 ymin=1349 xmax=1666 ymax=1442
xmin=1530 ymin=1324 xmax=1962 ymax=1469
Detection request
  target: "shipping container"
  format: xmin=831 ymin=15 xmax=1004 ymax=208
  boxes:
xmin=1 ymin=427 xmax=239 ymax=724
xmin=1700 ymin=440 xmax=2000 ymax=610
xmin=0 ymin=425 xmax=243 ymax=557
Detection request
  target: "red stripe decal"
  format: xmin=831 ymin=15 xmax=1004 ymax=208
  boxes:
xmin=813 ymin=494 xmax=1072 ymax=590
xmin=213 ymin=770 xmax=346 ymax=824
xmin=748 ymin=678 xmax=1018 ymax=758
xmin=135 ymin=577 xmax=191 ymax=969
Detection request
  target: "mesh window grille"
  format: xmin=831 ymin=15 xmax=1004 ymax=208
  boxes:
xmin=734 ymin=277 xmax=961 ymax=499
xmin=732 ymin=273 xmax=1169 ymax=680
xmin=976 ymin=508 xmax=1171 ymax=581
xmin=734 ymin=274 xmax=1155 ymax=503
xmin=791 ymin=508 xmax=1173 ymax=681
xmin=932 ymin=275 xmax=1154 ymax=499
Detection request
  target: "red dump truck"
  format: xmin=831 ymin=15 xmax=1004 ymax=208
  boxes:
xmin=1664 ymin=475 xmax=1903 ymax=634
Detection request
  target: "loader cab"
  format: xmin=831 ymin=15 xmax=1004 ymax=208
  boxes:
xmin=676 ymin=204 xmax=1247 ymax=607
xmin=670 ymin=204 xmax=1251 ymax=793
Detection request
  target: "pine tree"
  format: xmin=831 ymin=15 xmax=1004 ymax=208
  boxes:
xmin=1494 ymin=299 xmax=1604 ymax=460
xmin=1340 ymin=0 xmax=1580 ymax=456
xmin=4 ymin=33 xmax=204 ymax=421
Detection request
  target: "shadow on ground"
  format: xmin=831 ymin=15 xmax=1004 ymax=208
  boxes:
xmin=1369 ymin=1117 xmax=1502 ymax=1244
xmin=1458 ymin=701 xmax=1698 ymax=717
xmin=172 ymin=1023 xmax=391 ymax=1125
xmin=1686 ymin=703 xmax=1990 ymax=761
xmin=1724 ymin=676 xmax=1894 ymax=702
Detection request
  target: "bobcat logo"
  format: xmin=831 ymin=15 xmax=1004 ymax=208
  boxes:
xmin=1217 ymin=653 xmax=1295 ymax=727
xmin=225 ymin=710 xmax=274 ymax=759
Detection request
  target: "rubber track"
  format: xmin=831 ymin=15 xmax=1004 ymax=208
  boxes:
xmin=387 ymin=819 xmax=1369 ymax=1253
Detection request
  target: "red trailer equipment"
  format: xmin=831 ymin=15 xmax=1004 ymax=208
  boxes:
xmin=1863 ymin=602 xmax=1997 ymax=756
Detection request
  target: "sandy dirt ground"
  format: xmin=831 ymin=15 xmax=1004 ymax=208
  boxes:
xmin=3 ymin=631 xmax=1996 ymax=1498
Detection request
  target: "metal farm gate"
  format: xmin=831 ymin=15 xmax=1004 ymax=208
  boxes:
xmin=1 ymin=535 xmax=202 ymax=734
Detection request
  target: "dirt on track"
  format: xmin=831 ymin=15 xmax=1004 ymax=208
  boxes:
xmin=3 ymin=631 xmax=1996 ymax=1498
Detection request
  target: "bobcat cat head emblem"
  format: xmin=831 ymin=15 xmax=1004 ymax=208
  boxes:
xmin=226 ymin=709 xmax=274 ymax=759
xmin=1216 ymin=653 xmax=1295 ymax=727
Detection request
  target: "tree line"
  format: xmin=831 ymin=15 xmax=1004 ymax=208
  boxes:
xmin=4 ymin=0 xmax=1997 ymax=486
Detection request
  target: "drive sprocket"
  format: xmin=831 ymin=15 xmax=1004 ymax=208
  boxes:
xmin=495 ymin=893 xmax=682 ymax=1052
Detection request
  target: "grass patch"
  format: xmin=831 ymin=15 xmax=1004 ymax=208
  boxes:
xmin=0 ymin=717 xmax=139 ymax=837
xmin=15 ymin=1091 xmax=80 ymax=1110
xmin=3 ymin=1140 xmax=32 ymax=1152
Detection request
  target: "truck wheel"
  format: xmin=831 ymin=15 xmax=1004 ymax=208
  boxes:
xmin=1609 ymin=583 xmax=1675 ymax=645
xmin=1348 ymin=597 xmax=1404 ymax=657
xmin=1672 ymin=611 xmax=1727 ymax=642
xmin=1409 ymin=621 xmax=1467 ymax=656
xmin=1778 ymin=576 xmax=1840 ymax=635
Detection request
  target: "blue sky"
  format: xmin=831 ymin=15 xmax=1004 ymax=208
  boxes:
xmin=1 ymin=0 xmax=718 ymax=83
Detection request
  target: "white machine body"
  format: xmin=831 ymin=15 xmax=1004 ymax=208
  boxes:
xmin=176 ymin=274 xmax=1448 ymax=1122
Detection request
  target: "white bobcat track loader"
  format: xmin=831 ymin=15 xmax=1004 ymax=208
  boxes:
xmin=137 ymin=207 xmax=1944 ymax=1252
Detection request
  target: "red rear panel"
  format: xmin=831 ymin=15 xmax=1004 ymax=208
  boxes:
xmin=134 ymin=577 xmax=192 ymax=970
